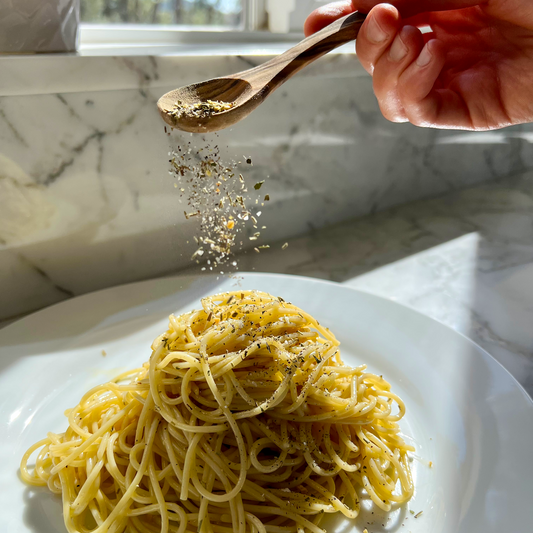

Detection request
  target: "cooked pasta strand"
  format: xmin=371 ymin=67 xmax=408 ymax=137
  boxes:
xmin=21 ymin=291 xmax=413 ymax=533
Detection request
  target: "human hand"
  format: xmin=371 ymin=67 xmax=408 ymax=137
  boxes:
xmin=304 ymin=1 xmax=533 ymax=130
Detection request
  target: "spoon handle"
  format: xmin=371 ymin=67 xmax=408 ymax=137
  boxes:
xmin=238 ymin=12 xmax=367 ymax=95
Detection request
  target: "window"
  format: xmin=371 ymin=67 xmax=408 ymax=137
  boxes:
xmin=79 ymin=1 xmax=330 ymax=47
xmin=81 ymin=1 xmax=245 ymax=29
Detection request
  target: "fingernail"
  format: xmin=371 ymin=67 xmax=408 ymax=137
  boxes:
xmin=367 ymin=16 xmax=388 ymax=44
xmin=389 ymin=32 xmax=408 ymax=62
xmin=417 ymin=42 xmax=432 ymax=67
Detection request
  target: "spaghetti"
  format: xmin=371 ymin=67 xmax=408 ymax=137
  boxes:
xmin=21 ymin=290 xmax=414 ymax=533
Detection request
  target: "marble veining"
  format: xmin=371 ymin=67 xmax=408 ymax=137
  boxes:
xmin=1 ymin=51 xmax=533 ymax=402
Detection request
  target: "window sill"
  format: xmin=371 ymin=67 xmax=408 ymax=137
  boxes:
xmin=79 ymin=40 xmax=309 ymax=57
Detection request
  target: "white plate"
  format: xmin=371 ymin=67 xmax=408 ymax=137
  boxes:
xmin=1 ymin=273 xmax=532 ymax=533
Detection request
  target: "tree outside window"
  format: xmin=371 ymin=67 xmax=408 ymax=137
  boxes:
xmin=81 ymin=0 xmax=243 ymax=26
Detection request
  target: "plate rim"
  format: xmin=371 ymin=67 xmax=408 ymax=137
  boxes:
xmin=3 ymin=272 xmax=533 ymax=532
xmin=1 ymin=271 xmax=532 ymax=407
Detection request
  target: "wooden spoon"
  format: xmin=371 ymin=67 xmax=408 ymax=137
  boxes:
xmin=157 ymin=12 xmax=366 ymax=133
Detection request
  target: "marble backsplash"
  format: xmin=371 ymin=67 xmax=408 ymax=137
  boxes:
xmin=1 ymin=52 xmax=533 ymax=321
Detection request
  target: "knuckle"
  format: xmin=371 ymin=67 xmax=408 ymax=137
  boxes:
xmin=356 ymin=35 xmax=395 ymax=72
xmin=377 ymin=99 xmax=408 ymax=124
xmin=397 ymin=74 xmax=413 ymax=104
xmin=372 ymin=76 xmax=389 ymax=104
xmin=356 ymin=42 xmax=376 ymax=70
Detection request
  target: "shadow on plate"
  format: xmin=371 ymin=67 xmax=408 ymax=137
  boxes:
xmin=321 ymin=493 xmax=408 ymax=533
xmin=21 ymin=480 xmax=409 ymax=533
xmin=22 ymin=485 xmax=64 ymax=533
xmin=0 ymin=276 xmax=225 ymax=375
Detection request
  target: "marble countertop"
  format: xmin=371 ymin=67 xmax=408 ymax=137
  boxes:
xmin=182 ymin=169 xmax=533 ymax=398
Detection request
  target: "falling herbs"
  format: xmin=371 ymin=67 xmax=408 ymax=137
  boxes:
xmin=168 ymin=134 xmax=268 ymax=271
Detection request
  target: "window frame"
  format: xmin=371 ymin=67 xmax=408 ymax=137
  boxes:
xmin=79 ymin=0 xmax=287 ymax=48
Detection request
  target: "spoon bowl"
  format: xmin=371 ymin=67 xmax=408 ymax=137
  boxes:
xmin=158 ymin=12 xmax=366 ymax=133
xmin=157 ymin=78 xmax=256 ymax=133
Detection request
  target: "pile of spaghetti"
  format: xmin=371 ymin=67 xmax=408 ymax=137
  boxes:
xmin=21 ymin=291 xmax=414 ymax=533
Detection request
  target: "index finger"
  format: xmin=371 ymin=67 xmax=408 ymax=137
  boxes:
xmin=353 ymin=0 xmax=485 ymax=18
xmin=304 ymin=1 xmax=354 ymax=36
xmin=304 ymin=0 xmax=485 ymax=37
